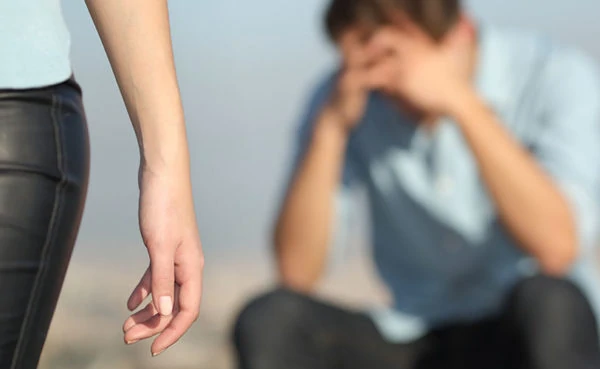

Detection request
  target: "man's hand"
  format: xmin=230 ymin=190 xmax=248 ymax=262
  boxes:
xmin=365 ymin=17 xmax=474 ymax=115
xmin=325 ymin=29 xmax=378 ymax=129
xmin=122 ymin=167 xmax=204 ymax=356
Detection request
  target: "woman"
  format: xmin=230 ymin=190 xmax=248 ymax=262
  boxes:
xmin=0 ymin=1 xmax=204 ymax=367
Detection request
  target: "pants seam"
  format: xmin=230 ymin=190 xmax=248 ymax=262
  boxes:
xmin=10 ymin=93 xmax=68 ymax=369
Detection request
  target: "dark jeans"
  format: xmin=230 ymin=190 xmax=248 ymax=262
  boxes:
xmin=0 ymin=79 xmax=89 ymax=369
xmin=233 ymin=276 xmax=600 ymax=369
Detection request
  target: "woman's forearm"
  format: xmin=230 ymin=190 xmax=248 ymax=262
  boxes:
xmin=86 ymin=0 xmax=189 ymax=174
xmin=86 ymin=1 xmax=203 ymax=354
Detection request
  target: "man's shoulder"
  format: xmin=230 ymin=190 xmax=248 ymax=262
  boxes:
xmin=487 ymin=24 xmax=599 ymax=79
xmin=483 ymin=24 xmax=600 ymax=104
xmin=293 ymin=71 xmax=339 ymax=134
xmin=298 ymin=70 xmax=338 ymax=118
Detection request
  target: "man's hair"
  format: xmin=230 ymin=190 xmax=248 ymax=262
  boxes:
xmin=324 ymin=0 xmax=461 ymax=42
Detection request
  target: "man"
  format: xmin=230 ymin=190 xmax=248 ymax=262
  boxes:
xmin=234 ymin=0 xmax=600 ymax=368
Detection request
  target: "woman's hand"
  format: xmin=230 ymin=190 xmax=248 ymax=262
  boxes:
xmin=86 ymin=0 xmax=204 ymax=356
xmin=122 ymin=167 xmax=204 ymax=356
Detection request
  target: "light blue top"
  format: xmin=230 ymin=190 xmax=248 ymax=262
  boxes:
xmin=0 ymin=0 xmax=71 ymax=89
xmin=291 ymin=25 xmax=600 ymax=343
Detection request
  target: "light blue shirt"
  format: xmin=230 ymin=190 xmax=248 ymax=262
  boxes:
xmin=291 ymin=25 xmax=600 ymax=343
xmin=0 ymin=0 xmax=71 ymax=89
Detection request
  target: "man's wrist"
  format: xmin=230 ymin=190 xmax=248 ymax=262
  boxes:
xmin=444 ymin=83 xmax=484 ymax=124
xmin=316 ymin=107 xmax=353 ymax=141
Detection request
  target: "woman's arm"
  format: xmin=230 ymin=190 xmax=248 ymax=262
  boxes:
xmin=85 ymin=0 xmax=203 ymax=356
xmin=85 ymin=0 xmax=187 ymax=172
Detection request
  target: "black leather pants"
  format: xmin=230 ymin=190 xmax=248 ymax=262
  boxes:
xmin=0 ymin=79 xmax=90 ymax=369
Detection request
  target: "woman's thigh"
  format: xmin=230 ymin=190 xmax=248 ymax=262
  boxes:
xmin=0 ymin=79 xmax=89 ymax=369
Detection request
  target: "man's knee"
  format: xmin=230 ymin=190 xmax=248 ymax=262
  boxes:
xmin=509 ymin=275 xmax=595 ymax=324
xmin=507 ymin=275 xmax=600 ymax=368
xmin=232 ymin=288 xmax=315 ymax=349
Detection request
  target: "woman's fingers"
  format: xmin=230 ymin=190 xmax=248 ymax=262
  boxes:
xmin=148 ymin=244 xmax=176 ymax=316
xmin=151 ymin=310 xmax=197 ymax=356
xmin=123 ymin=301 xmax=157 ymax=334
xmin=150 ymin=262 xmax=202 ymax=356
xmin=124 ymin=310 xmax=173 ymax=345
xmin=127 ymin=267 xmax=151 ymax=311
xmin=122 ymin=240 xmax=203 ymax=356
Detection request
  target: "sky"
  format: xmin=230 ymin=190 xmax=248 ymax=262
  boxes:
xmin=60 ymin=0 xmax=600 ymax=264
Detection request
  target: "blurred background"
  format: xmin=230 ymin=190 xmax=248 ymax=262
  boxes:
xmin=39 ymin=1 xmax=600 ymax=368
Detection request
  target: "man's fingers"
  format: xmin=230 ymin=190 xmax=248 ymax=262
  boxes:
xmin=343 ymin=47 xmax=370 ymax=70
xmin=368 ymin=27 xmax=409 ymax=58
xmin=338 ymin=68 xmax=367 ymax=95
xmin=149 ymin=247 xmax=176 ymax=316
xmin=340 ymin=29 xmax=374 ymax=69
xmin=127 ymin=267 xmax=151 ymax=311
xmin=340 ymin=30 xmax=362 ymax=62
xmin=365 ymin=59 xmax=398 ymax=91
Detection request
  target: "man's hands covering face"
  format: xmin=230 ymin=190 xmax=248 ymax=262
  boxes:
xmin=326 ymin=15 xmax=474 ymax=130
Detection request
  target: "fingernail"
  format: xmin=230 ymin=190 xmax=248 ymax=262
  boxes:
xmin=152 ymin=349 xmax=165 ymax=357
xmin=126 ymin=339 xmax=139 ymax=345
xmin=159 ymin=296 xmax=173 ymax=316
xmin=123 ymin=321 xmax=135 ymax=333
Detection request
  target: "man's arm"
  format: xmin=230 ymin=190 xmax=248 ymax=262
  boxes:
xmin=276 ymin=31 xmax=375 ymax=291
xmin=275 ymin=107 xmax=351 ymax=291
xmin=447 ymin=54 xmax=600 ymax=275
xmin=449 ymin=89 xmax=575 ymax=274
xmin=366 ymin=21 xmax=600 ymax=276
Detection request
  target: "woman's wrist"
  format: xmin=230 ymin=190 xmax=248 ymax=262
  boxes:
xmin=137 ymin=122 xmax=189 ymax=170
xmin=138 ymin=145 xmax=191 ymax=187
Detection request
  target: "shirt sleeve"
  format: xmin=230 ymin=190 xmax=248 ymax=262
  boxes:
xmin=532 ymin=49 xmax=600 ymax=254
xmin=281 ymin=72 xmax=362 ymax=266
